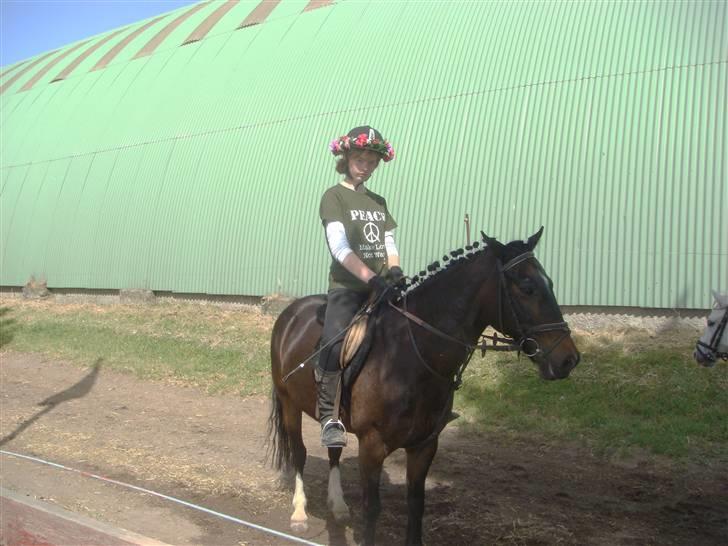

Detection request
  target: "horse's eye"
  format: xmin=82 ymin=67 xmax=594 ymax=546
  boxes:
xmin=519 ymin=280 xmax=535 ymax=295
xmin=707 ymin=320 xmax=715 ymax=327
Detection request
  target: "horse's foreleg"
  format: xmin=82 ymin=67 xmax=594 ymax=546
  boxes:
xmin=327 ymin=446 xmax=350 ymax=522
xmin=405 ymin=438 xmax=439 ymax=546
xmin=358 ymin=431 xmax=387 ymax=546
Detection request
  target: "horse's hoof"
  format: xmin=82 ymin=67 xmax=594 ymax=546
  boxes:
xmin=328 ymin=499 xmax=350 ymax=522
xmin=332 ymin=507 xmax=350 ymax=523
xmin=290 ymin=519 xmax=309 ymax=534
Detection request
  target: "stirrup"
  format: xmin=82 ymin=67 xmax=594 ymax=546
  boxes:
xmin=321 ymin=418 xmax=347 ymax=447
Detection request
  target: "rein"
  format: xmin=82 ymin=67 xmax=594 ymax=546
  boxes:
xmin=696 ymin=306 xmax=728 ymax=362
xmin=389 ymin=250 xmax=571 ymax=389
xmin=388 ymin=296 xmax=478 ymax=388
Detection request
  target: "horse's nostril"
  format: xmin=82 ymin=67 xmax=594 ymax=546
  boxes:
xmin=564 ymin=353 xmax=580 ymax=371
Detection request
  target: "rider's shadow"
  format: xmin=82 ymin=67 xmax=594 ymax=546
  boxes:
xmin=0 ymin=359 xmax=102 ymax=447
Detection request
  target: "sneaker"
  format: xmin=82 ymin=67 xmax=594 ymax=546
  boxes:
xmin=321 ymin=419 xmax=347 ymax=447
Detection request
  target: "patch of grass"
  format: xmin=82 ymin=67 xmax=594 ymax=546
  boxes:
xmin=456 ymin=331 xmax=728 ymax=460
xmin=0 ymin=301 xmax=273 ymax=395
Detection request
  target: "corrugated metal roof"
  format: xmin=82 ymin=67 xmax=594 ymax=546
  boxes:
xmin=0 ymin=59 xmax=28 ymax=79
xmin=91 ymin=16 xmax=167 ymax=70
xmin=1 ymin=0 xmax=725 ymax=308
xmin=183 ymin=0 xmax=239 ymax=44
xmin=135 ymin=2 xmax=211 ymax=58
xmin=239 ymin=0 xmax=280 ymax=28
xmin=51 ymin=28 xmax=129 ymax=82
xmin=303 ymin=1 xmax=333 ymax=13
xmin=19 ymin=40 xmax=91 ymax=91
xmin=0 ymin=50 xmax=57 ymax=94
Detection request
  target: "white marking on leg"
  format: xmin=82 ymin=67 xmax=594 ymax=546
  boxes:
xmin=290 ymin=472 xmax=308 ymax=533
xmin=327 ymin=466 xmax=350 ymax=522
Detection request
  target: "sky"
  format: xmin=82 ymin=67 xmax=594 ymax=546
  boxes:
xmin=1 ymin=0 xmax=200 ymax=67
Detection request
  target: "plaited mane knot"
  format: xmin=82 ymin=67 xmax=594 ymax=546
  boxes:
xmin=403 ymin=240 xmax=490 ymax=296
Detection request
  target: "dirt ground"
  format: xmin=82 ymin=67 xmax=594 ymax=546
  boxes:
xmin=1 ymin=351 xmax=726 ymax=546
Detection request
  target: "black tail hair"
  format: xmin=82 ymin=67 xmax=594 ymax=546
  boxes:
xmin=266 ymin=385 xmax=294 ymax=471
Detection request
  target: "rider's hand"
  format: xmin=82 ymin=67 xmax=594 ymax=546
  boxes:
xmin=385 ymin=266 xmax=404 ymax=285
xmin=367 ymin=275 xmax=391 ymax=302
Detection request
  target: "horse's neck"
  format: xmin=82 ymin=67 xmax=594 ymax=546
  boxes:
xmin=407 ymin=256 xmax=495 ymax=357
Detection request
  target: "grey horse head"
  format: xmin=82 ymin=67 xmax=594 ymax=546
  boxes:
xmin=694 ymin=291 xmax=728 ymax=367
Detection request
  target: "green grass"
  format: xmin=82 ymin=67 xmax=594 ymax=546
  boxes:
xmin=456 ymin=331 xmax=728 ymax=460
xmin=0 ymin=300 xmax=274 ymax=395
xmin=2 ymin=300 xmax=726 ymax=460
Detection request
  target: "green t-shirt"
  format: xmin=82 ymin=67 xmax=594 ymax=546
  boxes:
xmin=320 ymin=184 xmax=397 ymax=291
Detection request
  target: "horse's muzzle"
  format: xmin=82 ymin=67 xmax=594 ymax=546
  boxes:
xmin=540 ymin=350 xmax=580 ymax=380
xmin=693 ymin=348 xmax=716 ymax=367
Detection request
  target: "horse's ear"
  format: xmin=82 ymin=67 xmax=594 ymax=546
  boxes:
xmin=714 ymin=290 xmax=728 ymax=307
xmin=481 ymin=231 xmax=505 ymax=257
xmin=526 ymin=226 xmax=544 ymax=250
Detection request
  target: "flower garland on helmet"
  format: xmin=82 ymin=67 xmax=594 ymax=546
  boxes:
xmin=329 ymin=128 xmax=395 ymax=162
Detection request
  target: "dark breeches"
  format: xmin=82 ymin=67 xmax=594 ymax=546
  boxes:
xmin=319 ymin=288 xmax=368 ymax=371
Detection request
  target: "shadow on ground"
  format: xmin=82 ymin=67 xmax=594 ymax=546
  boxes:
xmin=0 ymin=359 xmax=102 ymax=448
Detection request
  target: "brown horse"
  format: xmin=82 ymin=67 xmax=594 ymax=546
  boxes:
xmin=268 ymin=228 xmax=580 ymax=545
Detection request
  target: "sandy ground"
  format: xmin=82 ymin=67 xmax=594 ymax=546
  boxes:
xmin=1 ymin=351 xmax=726 ymax=545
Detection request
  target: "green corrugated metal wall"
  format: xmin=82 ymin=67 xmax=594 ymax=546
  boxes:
xmin=1 ymin=0 xmax=726 ymax=308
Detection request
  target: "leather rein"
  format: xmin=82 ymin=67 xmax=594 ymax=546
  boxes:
xmin=388 ymin=250 xmax=571 ymax=389
xmin=695 ymin=306 xmax=728 ymax=362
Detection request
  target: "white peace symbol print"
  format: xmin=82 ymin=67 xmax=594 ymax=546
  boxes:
xmin=363 ymin=222 xmax=380 ymax=243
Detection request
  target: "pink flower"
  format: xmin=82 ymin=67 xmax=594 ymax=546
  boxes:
xmin=384 ymin=142 xmax=395 ymax=161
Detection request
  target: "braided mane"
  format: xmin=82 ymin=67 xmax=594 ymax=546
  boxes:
xmin=401 ymin=240 xmax=488 ymax=297
xmin=400 ymin=237 xmax=532 ymax=297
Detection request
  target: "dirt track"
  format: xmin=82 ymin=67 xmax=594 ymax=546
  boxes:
xmin=1 ymin=351 xmax=726 ymax=545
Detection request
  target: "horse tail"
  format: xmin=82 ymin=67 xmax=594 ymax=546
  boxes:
xmin=266 ymin=382 xmax=294 ymax=472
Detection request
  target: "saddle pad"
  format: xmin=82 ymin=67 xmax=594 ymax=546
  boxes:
xmin=314 ymin=300 xmax=376 ymax=391
xmin=340 ymin=313 xmax=368 ymax=368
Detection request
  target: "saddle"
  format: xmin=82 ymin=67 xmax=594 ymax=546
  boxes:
xmin=316 ymin=301 xmax=376 ymax=389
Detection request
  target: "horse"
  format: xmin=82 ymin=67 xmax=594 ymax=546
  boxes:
xmin=694 ymin=291 xmax=728 ymax=366
xmin=268 ymin=227 xmax=580 ymax=545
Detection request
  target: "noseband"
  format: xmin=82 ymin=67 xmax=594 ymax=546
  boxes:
xmin=695 ymin=306 xmax=728 ymax=362
xmin=389 ymin=250 xmax=572 ymax=387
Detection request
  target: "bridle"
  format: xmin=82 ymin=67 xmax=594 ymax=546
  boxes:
xmin=495 ymin=251 xmax=571 ymax=360
xmin=389 ymin=250 xmax=572 ymax=388
xmin=695 ymin=306 xmax=728 ymax=362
